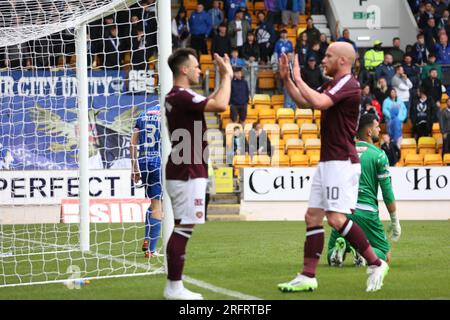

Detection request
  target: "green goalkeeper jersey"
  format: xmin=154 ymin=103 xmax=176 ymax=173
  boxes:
xmin=355 ymin=141 xmax=395 ymax=213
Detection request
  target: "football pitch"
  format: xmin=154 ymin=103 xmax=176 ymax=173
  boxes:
xmin=0 ymin=220 xmax=449 ymax=300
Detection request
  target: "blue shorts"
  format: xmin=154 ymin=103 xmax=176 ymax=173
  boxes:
xmin=139 ymin=161 xmax=162 ymax=199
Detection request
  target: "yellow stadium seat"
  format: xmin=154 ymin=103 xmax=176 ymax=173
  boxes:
xmin=400 ymin=138 xmax=417 ymax=159
xmin=404 ymin=154 xmax=424 ymax=166
xmin=432 ymin=122 xmax=441 ymax=135
xmin=295 ymin=108 xmax=313 ymax=126
xmin=396 ymin=158 xmax=404 ymax=167
xmin=402 ymin=120 xmax=413 ymax=138
xmin=290 ymin=154 xmax=309 ymax=166
xmin=436 ymin=136 xmax=443 ymax=154
xmin=424 ymin=154 xmax=443 ymax=166
xmin=271 ymin=153 xmax=290 ymax=166
xmin=263 ymin=124 xmax=281 ymax=144
xmin=444 ymin=153 xmax=450 ymax=165
xmin=309 ymin=154 xmax=320 ymax=166
xmin=271 ymin=95 xmax=285 ymax=112
xmin=253 ymin=94 xmax=271 ymax=110
xmin=304 ymin=138 xmax=321 ymax=156
xmin=254 ymin=1 xmax=265 ymax=11
xmin=277 ymin=108 xmax=295 ymax=127
xmin=184 ymin=0 xmax=198 ymax=10
xmin=258 ymin=109 xmax=276 ymax=125
xmin=252 ymin=154 xmax=271 ymax=166
xmin=300 ymin=123 xmax=319 ymax=140
xmin=286 ymin=138 xmax=304 ymax=157
xmin=244 ymin=123 xmax=253 ymax=139
xmin=199 ymin=54 xmax=213 ymax=64
xmin=257 ymin=70 xmax=276 ymax=90
xmin=313 ymin=109 xmax=321 ymax=122
xmin=418 ymin=136 xmax=436 ymax=155
xmin=246 ymin=108 xmax=258 ymax=124
xmin=282 ymin=123 xmax=300 ymax=141
xmin=272 ymin=139 xmax=286 ymax=156
xmin=233 ymin=154 xmax=251 ymax=177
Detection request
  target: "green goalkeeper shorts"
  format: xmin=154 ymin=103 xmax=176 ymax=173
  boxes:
xmin=327 ymin=208 xmax=390 ymax=262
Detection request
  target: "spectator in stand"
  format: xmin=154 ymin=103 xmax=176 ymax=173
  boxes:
xmin=131 ymin=27 xmax=150 ymax=70
xmin=445 ymin=14 xmax=450 ymax=37
xmin=381 ymin=133 xmax=400 ymax=166
xmin=232 ymin=126 xmax=246 ymax=155
xmin=440 ymin=99 xmax=450 ymax=155
xmin=420 ymin=2 xmax=436 ymax=28
xmin=301 ymin=55 xmax=325 ymax=90
xmin=278 ymin=0 xmax=302 ymax=28
xmin=391 ymin=65 xmax=413 ymax=116
xmin=228 ymin=8 xmax=251 ymax=56
xmin=319 ymin=33 xmax=329 ymax=58
xmin=421 ymin=53 xmax=443 ymax=80
xmin=360 ymin=84 xmax=382 ymax=121
xmin=264 ymin=0 xmax=281 ymax=26
xmin=295 ymin=31 xmax=309 ymax=67
xmin=224 ymin=0 xmax=246 ymax=20
xmin=423 ymin=17 xmax=439 ymax=53
xmin=410 ymin=88 xmax=434 ymax=140
xmin=308 ymin=41 xmax=323 ymax=63
xmin=230 ymin=67 xmax=250 ymax=127
xmin=373 ymin=77 xmax=389 ymax=111
xmin=335 ymin=21 xmax=358 ymax=53
xmin=416 ymin=2 xmax=428 ymax=29
xmin=365 ymin=40 xmax=385 ymax=72
xmin=248 ymin=122 xmax=272 ymax=157
xmin=208 ymin=0 xmax=224 ymax=36
xmin=302 ymin=17 xmax=321 ymax=47
xmin=383 ymin=88 xmax=408 ymax=147
xmin=411 ymin=33 xmax=429 ymax=66
xmin=421 ymin=68 xmax=443 ymax=122
xmin=353 ymin=58 xmax=372 ymax=87
xmin=212 ymin=23 xmax=232 ymax=57
xmin=274 ymin=29 xmax=294 ymax=60
xmin=434 ymin=32 xmax=450 ymax=65
xmin=230 ymin=47 xmax=247 ymax=67
xmin=142 ymin=0 xmax=157 ymax=56
xmin=408 ymin=0 xmax=422 ymax=15
xmin=189 ymin=4 xmax=212 ymax=56
xmin=241 ymin=7 xmax=253 ymax=26
xmin=432 ymin=0 xmax=447 ymax=18
xmin=198 ymin=0 xmax=214 ymax=10
xmin=255 ymin=11 xmax=276 ymax=64
xmin=390 ymin=37 xmax=405 ymax=65
xmin=402 ymin=54 xmax=421 ymax=89
xmin=102 ymin=25 xmax=125 ymax=69
xmin=437 ymin=9 xmax=449 ymax=29
xmin=311 ymin=0 xmax=325 ymax=14
xmin=172 ymin=7 xmax=190 ymax=49
xmin=283 ymin=53 xmax=297 ymax=109
xmin=375 ymin=53 xmax=395 ymax=86
xmin=242 ymin=32 xmax=260 ymax=96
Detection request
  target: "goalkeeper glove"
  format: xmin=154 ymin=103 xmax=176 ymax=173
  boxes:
xmin=387 ymin=213 xmax=401 ymax=242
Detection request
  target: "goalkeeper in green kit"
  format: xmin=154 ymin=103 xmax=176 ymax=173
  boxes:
xmin=327 ymin=113 xmax=401 ymax=267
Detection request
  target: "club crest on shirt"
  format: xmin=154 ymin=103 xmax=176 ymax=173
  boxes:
xmin=196 ymin=211 xmax=204 ymax=219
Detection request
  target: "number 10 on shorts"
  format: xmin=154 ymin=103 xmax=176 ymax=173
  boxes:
xmin=326 ymin=187 xmax=339 ymax=200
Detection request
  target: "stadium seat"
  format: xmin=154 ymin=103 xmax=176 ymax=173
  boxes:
xmin=404 ymin=153 xmax=424 ymax=166
xmin=184 ymin=0 xmax=198 ymax=10
xmin=246 ymin=108 xmax=258 ymax=124
xmin=271 ymin=95 xmax=285 ymax=112
xmin=277 ymin=108 xmax=295 ymax=127
xmin=444 ymin=153 xmax=450 ymax=165
xmin=286 ymin=138 xmax=304 ymax=156
xmin=424 ymin=154 xmax=443 ymax=166
xmin=300 ymin=123 xmax=319 ymax=140
xmin=313 ymin=109 xmax=321 ymax=123
xmin=233 ymin=155 xmax=252 ymax=177
xmin=295 ymin=108 xmax=313 ymax=126
xmin=254 ymin=1 xmax=265 ymax=11
xmin=402 ymin=120 xmax=413 ymax=138
xmin=290 ymin=154 xmax=310 ymax=166
xmin=257 ymin=70 xmax=276 ymax=90
xmin=436 ymin=136 xmax=443 ymax=154
xmin=252 ymin=154 xmax=271 ymax=166
xmin=271 ymin=138 xmax=286 ymax=155
xmin=418 ymin=137 xmax=436 ymax=155
xmin=199 ymin=54 xmax=212 ymax=64
xmin=309 ymin=153 xmax=320 ymax=166
xmin=432 ymin=122 xmax=442 ymax=141
xmin=271 ymin=153 xmax=290 ymax=166
xmin=304 ymin=138 xmax=321 ymax=156
xmin=396 ymin=158 xmax=404 ymax=167
xmin=281 ymin=123 xmax=300 ymax=141
xmin=263 ymin=123 xmax=281 ymax=142
xmin=252 ymin=94 xmax=271 ymax=110
xmin=258 ymin=109 xmax=276 ymax=125
xmin=400 ymin=138 xmax=417 ymax=159
xmin=244 ymin=123 xmax=253 ymax=139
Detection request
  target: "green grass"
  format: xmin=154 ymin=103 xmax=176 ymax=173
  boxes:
xmin=1 ymin=221 xmax=450 ymax=300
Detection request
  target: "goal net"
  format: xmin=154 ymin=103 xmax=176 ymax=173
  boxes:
xmin=0 ymin=0 xmax=170 ymax=287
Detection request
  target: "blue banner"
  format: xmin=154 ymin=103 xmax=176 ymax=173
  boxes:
xmin=0 ymin=70 xmax=159 ymax=170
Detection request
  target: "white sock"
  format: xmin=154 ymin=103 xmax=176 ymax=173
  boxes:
xmin=168 ymin=280 xmax=183 ymax=291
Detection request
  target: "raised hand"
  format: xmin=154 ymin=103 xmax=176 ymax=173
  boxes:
xmin=293 ymin=54 xmax=302 ymax=83
xmin=214 ymin=53 xmax=233 ymax=78
xmin=279 ymin=53 xmax=290 ymax=81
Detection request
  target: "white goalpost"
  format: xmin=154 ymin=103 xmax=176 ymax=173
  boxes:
xmin=0 ymin=0 xmax=173 ymax=287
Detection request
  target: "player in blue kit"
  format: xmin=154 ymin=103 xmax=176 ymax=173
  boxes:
xmin=131 ymin=104 xmax=163 ymax=258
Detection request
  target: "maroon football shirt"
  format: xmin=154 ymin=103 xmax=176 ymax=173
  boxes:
xmin=318 ymin=74 xmax=361 ymax=164
xmin=165 ymin=86 xmax=209 ymax=180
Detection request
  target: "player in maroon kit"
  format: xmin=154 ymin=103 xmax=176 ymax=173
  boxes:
xmin=277 ymin=42 xmax=389 ymax=293
xmin=163 ymin=48 xmax=233 ymax=300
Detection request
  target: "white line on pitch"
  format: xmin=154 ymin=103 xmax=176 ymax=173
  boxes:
xmin=2 ymin=235 xmax=263 ymax=300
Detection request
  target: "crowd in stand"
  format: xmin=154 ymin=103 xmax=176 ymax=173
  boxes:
xmin=0 ymin=0 xmax=158 ymax=70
